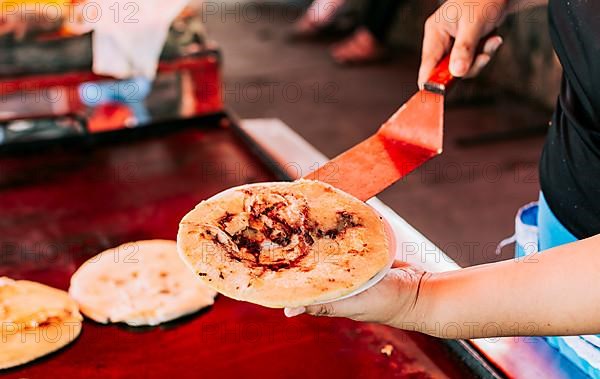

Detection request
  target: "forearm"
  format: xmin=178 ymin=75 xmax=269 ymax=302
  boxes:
xmin=400 ymin=234 xmax=600 ymax=339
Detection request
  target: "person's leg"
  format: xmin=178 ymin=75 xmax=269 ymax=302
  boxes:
xmin=294 ymin=0 xmax=346 ymax=35
xmin=330 ymin=0 xmax=403 ymax=64
xmin=363 ymin=0 xmax=403 ymax=44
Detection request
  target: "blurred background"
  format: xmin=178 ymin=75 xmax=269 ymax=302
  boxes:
xmin=0 ymin=0 xmax=558 ymax=268
xmin=200 ymin=0 xmax=557 ymax=267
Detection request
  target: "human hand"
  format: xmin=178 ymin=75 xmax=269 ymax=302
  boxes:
xmin=284 ymin=261 xmax=430 ymax=328
xmin=418 ymin=0 xmax=508 ymax=87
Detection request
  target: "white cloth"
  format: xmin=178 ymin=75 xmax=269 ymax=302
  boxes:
xmin=79 ymin=0 xmax=189 ymax=79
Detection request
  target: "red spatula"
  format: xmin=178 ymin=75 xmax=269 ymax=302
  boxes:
xmin=304 ymin=56 xmax=454 ymax=201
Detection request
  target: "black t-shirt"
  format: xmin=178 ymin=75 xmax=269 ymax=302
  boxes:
xmin=540 ymin=0 xmax=600 ymax=238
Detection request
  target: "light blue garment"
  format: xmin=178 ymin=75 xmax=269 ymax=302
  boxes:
xmin=513 ymin=201 xmax=539 ymax=258
xmin=515 ymin=192 xmax=599 ymax=378
xmin=538 ymin=192 xmax=577 ymax=250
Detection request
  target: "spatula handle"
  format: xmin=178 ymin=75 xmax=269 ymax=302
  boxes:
xmin=423 ymin=54 xmax=453 ymax=95
xmin=423 ymin=31 xmax=500 ymax=95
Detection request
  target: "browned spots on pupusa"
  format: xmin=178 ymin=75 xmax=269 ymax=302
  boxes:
xmin=217 ymin=212 xmax=234 ymax=228
xmin=181 ymin=221 xmax=202 ymax=226
xmin=131 ymin=272 xmax=139 ymax=278
xmin=322 ymin=211 xmax=362 ymax=240
xmin=38 ymin=314 xmax=69 ymax=328
xmin=181 ymin=221 xmax=205 ymax=235
xmin=159 ymin=271 xmax=168 ymax=278
xmin=114 ymin=279 xmax=126 ymax=286
xmin=205 ymin=190 xmax=366 ymax=280
xmin=215 ymin=191 xmax=315 ymax=273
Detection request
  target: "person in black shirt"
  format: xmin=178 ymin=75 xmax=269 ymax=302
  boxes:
xmin=541 ymin=0 xmax=600 ymax=239
xmin=285 ymin=0 xmax=600 ymax=343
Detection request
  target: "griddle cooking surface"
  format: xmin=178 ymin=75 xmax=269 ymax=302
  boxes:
xmin=0 ymin=125 xmax=473 ymax=378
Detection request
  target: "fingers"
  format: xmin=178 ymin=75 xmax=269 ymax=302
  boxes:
xmin=284 ymin=304 xmax=331 ymax=318
xmin=305 ymin=303 xmax=337 ymax=317
xmin=419 ymin=0 xmax=508 ymax=86
xmin=284 ymin=306 xmax=306 ymax=317
xmin=482 ymin=35 xmax=504 ymax=56
xmin=392 ymin=260 xmax=412 ymax=269
xmin=418 ymin=17 xmax=452 ymax=88
xmin=285 ymin=289 xmax=369 ymax=318
xmin=285 ymin=301 xmax=339 ymax=318
xmin=463 ymin=35 xmax=503 ymax=78
xmin=285 ymin=261 xmax=415 ymax=319
xmin=420 ymin=27 xmax=503 ymax=84
xmin=448 ymin=16 xmax=487 ymax=77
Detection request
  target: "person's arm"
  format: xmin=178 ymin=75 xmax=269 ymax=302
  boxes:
xmin=413 ymin=233 xmax=600 ymax=338
xmin=418 ymin=0 xmax=548 ymax=86
xmin=286 ymin=234 xmax=600 ymax=339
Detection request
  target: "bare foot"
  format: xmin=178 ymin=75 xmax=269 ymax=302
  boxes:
xmin=330 ymin=27 xmax=387 ymax=65
xmin=293 ymin=0 xmax=346 ymax=36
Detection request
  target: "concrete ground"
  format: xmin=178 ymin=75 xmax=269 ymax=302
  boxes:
xmin=205 ymin=3 xmax=552 ymax=266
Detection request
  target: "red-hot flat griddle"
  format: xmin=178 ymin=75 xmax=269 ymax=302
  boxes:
xmin=0 ymin=115 xmax=499 ymax=378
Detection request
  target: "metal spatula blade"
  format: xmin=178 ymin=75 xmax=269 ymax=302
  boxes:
xmin=304 ymin=56 xmax=454 ymax=201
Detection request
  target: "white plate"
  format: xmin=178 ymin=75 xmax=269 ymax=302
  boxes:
xmin=203 ymin=183 xmax=397 ymax=307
